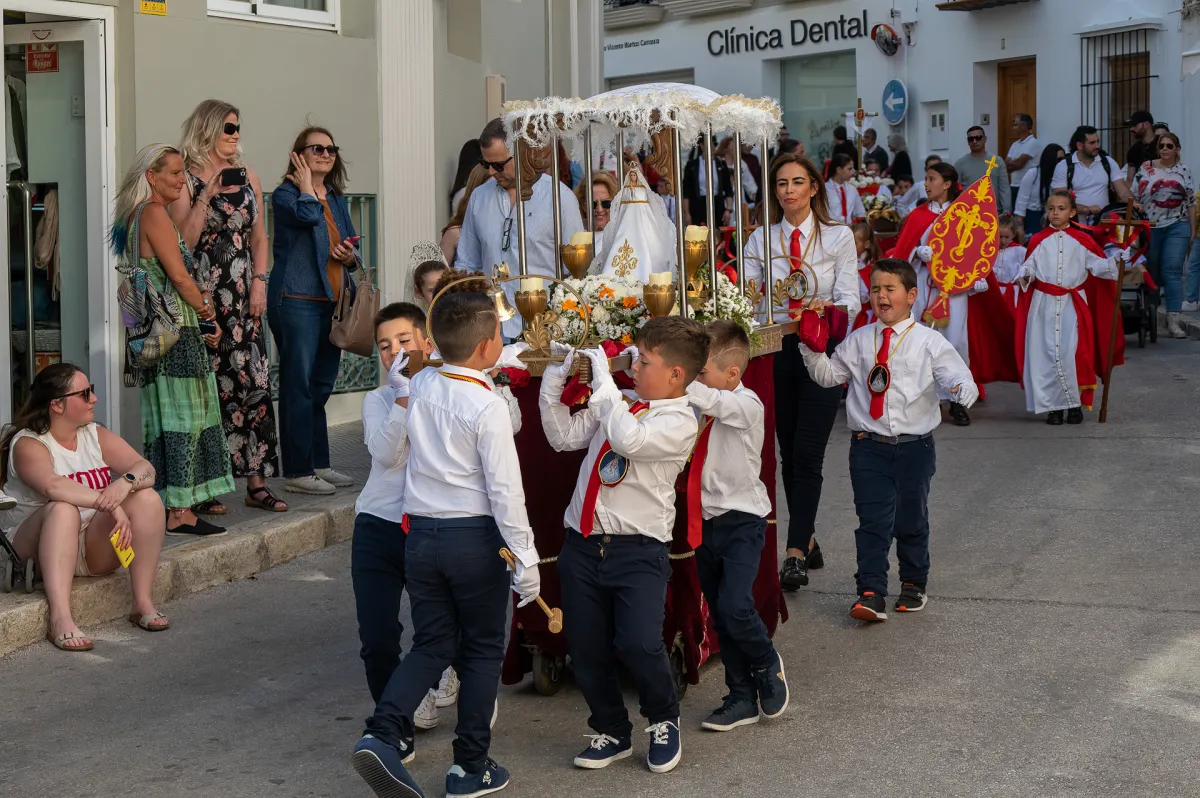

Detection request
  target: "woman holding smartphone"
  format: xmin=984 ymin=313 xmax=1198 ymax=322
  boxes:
xmin=171 ymin=99 xmax=286 ymax=513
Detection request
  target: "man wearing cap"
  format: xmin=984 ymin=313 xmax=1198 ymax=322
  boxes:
xmin=1125 ymin=110 xmax=1158 ymax=184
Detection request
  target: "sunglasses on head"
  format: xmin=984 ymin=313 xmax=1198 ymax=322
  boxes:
xmin=59 ymin=384 xmax=95 ymax=402
xmin=967 ymin=135 xmax=984 ymax=143
xmin=223 ymin=122 xmax=240 ymax=136
xmin=502 ymin=217 xmax=513 ymax=252
xmin=593 ymin=199 xmax=612 ymax=210
xmin=481 ymin=156 xmax=513 ymax=172
xmin=306 ymin=144 xmax=340 ymax=157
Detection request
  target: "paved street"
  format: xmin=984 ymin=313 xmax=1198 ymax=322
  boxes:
xmin=2 ymin=339 xmax=1199 ymax=798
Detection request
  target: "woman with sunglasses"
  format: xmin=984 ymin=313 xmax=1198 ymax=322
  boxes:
xmin=268 ymin=126 xmax=360 ymax=495
xmin=574 ymin=170 xmax=619 ymax=232
xmin=1133 ymin=132 xmax=1195 ymax=338
xmin=0 ymin=365 xmax=170 ymax=651
xmin=171 ymin=100 xmax=286 ymax=514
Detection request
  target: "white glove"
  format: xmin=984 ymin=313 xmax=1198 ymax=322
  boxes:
xmin=494 ymin=342 xmax=530 ymax=371
xmin=542 ymin=341 xmax=575 ymax=386
xmin=915 ymin=245 xmax=934 ymax=263
xmin=582 ymin=347 xmax=612 ymax=389
xmin=387 ymin=349 xmax=410 ymax=397
xmin=973 ymin=279 xmax=988 ymax=293
xmin=512 ymin=561 xmax=541 ymax=609
xmin=620 ymin=345 xmax=639 ymax=378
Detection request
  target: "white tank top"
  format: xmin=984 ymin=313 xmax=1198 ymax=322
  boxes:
xmin=1 ymin=423 xmax=111 ymax=538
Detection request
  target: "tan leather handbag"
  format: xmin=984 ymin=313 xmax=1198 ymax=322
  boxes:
xmin=329 ymin=265 xmax=379 ymax=357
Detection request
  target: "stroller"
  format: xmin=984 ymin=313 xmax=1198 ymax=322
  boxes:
xmin=0 ymin=496 xmax=35 ymax=593
xmin=1096 ymin=205 xmax=1156 ymax=348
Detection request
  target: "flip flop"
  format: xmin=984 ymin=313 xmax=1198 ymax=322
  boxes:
xmin=48 ymin=631 xmax=94 ymax=651
xmin=129 ymin=611 xmax=170 ymax=632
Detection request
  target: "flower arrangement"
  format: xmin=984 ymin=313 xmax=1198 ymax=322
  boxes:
xmin=550 ymin=275 xmax=649 ymax=345
xmin=849 ymin=174 xmax=896 ymax=190
xmin=694 ymin=269 xmax=761 ymax=349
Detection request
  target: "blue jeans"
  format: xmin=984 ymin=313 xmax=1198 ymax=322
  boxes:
xmin=267 ymin=298 xmax=341 ymax=477
xmin=1186 ymin=236 xmax=1200 ymax=304
xmin=849 ymin=435 xmax=937 ymax=597
xmin=351 ymin=513 xmax=407 ymax=706
xmin=365 ymin=516 xmax=509 ymax=772
xmin=696 ymin=511 xmax=775 ymax=701
xmin=558 ymin=530 xmax=679 ymax=738
xmin=1147 ymin=220 xmax=1191 ymax=312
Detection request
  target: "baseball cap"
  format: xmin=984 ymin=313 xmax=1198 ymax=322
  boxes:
xmin=1125 ymin=110 xmax=1153 ymax=127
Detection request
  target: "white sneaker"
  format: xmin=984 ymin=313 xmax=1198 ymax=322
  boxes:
xmin=283 ymin=475 xmax=336 ymax=495
xmin=315 ymin=468 xmax=354 ymax=487
xmin=1181 ymin=300 xmax=1199 ymax=312
xmin=1166 ymin=312 xmax=1188 ymax=339
xmin=433 ymin=667 xmax=459 ymax=708
xmin=414 ymin=691 xmax=439 ymax=730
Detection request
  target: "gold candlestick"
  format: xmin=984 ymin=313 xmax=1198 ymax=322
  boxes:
xmin=514 ymin=289 xmax=548 ymax=323
xmin=642 ymin=284 xmax=677 ymax=318
xmin=683 ymin=240 xmax=709 ymax=311
xmin=560 ymin=244 xmax=593 ymax=280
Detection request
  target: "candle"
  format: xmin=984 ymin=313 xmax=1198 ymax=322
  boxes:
xmin=520 ymin=277 xmax=544 ymax=292
xmin=647 ymin=272 xmax=672 ymax=286
xmin=685 ymin=225 xmax=707 ymax=242
xmin=569 ymin=232 xmax=593 ymax=246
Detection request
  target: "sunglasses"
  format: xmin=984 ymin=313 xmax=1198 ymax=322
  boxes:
xmin=223 ymin=122 xmax=240 ymax=136
xmin=967 ymin=135 xmax=984 ymax=143
xmin=59 ymin=384 xmax=95 ymax=402
xmin=502 ymin=217 xmax=513 ymax=252
xmin=1158 ymin=142 xmax=1177 ymax=150
xmin=481 ymin=156 xmax=513 ymax=172
xmin=593 ymin=199 xmax=612 ymax=210
xmin=306 ymin=144 xmax=340 ymax=157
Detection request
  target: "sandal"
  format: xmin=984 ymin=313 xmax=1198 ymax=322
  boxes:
xmin=193 ymin=499 xmax=228 ymax=516
xmin=245 ymin=486 xmax=288 ymax=513
xmin=48 ymin=631 xmax=94 ymax=651
xmin=129 ymin=611 xmax=170 ymax=632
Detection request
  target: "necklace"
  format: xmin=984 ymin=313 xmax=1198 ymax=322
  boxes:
xmin=868 ymin=321 xmax=917 ymax=395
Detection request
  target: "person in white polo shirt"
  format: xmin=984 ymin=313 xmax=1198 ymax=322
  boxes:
xmin=1051 ymin=125 xmax=1134 ymax=224
xmin=1004 ymin=114 xmax=1040 ymax=208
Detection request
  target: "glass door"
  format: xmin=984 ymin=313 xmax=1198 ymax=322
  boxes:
xmin=0 ymin=17 xmax=114 ymax=427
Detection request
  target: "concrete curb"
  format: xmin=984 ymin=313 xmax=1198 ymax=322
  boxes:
xmin=0 ymin=492 xmax=358 ymax=658
xmin=1174 ymin=310 xmax=1200 ymax=339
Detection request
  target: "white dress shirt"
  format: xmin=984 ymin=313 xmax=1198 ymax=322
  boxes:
xmin=825 ymin=179 xmax=866 ymax=224
xmin=355 ymin=386 xmax=409 ymax=523
xmin=800 ymin=315 xmax=978 ymax=437
xmin=1006 ymin=134 xmax=1041 ymax=184
xmin=742 ymin=212 xmax=861 ymax=321
xmin=685 ymin=382 xmax=771 ymax=520
xmin=1051 ymin=153 xmax=1122 ymax=219
xmin=403 ymin=364 xmax=538 ymax=567
xmin=540 ymin=371 xmax=697 ymax=543
xmin=1014 ymin=167 xmax=1047 ymax=216
xmin=456 ymin=172 xmax=585 ymax=339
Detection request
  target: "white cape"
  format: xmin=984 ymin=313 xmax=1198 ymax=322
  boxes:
xmin=593 ymin=165 xmax=677 ymax=282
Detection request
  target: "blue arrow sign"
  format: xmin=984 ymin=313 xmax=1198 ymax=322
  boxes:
xmin=882 ymin=79 xmax=908 ymax=126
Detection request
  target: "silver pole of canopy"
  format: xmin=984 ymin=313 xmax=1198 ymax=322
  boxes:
xmin=761 ymin=134 xmax=774 ymax=326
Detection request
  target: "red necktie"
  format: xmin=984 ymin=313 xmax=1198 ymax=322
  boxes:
xmin=685 ymin=416 xmax=714 ymax=551
xmin=840 ymin=186 xmax=848 ymax=220
xmin=869 ymin=327 xmax=893 ymax=420
xmin=788 ymin=228 xmax=805 ymax=310
xmin=579 ymin=401 xmax=649 ymax=537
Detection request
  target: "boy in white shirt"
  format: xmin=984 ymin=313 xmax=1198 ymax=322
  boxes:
xmin=352 ymin=292 xmax=540 ymax=798
xmin=687 ymin=320 xmax=788 ymax=733
xmin=800 ymin=259 xmax=977 ymax=622
xmin=825 ymin=153 xmax=866 ymax=224
xmin=539 ymin=317 xmax=708 ymax=775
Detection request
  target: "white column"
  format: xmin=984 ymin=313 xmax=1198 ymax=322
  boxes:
xmin=377 ymin=0 xmax=436 ymax=303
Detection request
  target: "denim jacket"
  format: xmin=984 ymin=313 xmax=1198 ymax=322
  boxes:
xmin=268 ymin=179 xmax=358 ymax=309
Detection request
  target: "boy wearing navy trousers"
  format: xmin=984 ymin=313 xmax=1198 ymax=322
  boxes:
xmin=798 ymin=259 xmax=976 ymax=622
xmin=351 ymin=292 xmax=541 ymax=798
xmin=539 ymin=317 xmax=708 ymax=774
xmin=688 ymin=320 xmax=788 ymax=731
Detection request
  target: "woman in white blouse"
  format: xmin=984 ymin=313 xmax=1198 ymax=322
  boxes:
xmin=1014 ymin=143 xmax=1065 ymax=239
xmin=742 ymin=152 xmax=860 ymax=592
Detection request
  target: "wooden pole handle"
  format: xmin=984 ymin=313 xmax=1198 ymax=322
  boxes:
xmin=498 ymin=548 xmax=562 ymax=633
xmin=1098 ymin=257 xmax=1127 ymax=424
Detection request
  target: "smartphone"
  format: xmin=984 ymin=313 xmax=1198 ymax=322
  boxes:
xmin=220 ymin=167 xmax=248 ymax=187
xmin=110 ymin=530 xmax=135 ymax=569
xmin=198 ymin=319 xmax=218 ymax=336
xmin=346 ymin=235 xmax=362 ymax=246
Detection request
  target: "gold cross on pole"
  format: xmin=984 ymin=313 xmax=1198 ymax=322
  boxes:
xmin=985 ymin=155 xmax=1000 ymax=174
xmin=854 ymin=97 xmax=879 ymax=171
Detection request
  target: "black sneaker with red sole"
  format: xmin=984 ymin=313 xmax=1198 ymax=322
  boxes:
xmin=894 ymin=582 xmax=927 ymax=613
xmin=850 ymin=591 xmax=887 ymax=622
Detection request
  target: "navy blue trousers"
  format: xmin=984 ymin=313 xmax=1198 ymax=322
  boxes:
xmin=695 ymin=510 xmax=775 ymax=701
xmin=849 ymin=435 xmax=937 ymax=597
xmin=364 ymin=516 xmax=509 ymax=772
xmin=558 ymin=531 xmax=679 ymax=738
xmin=350 ymin=512 xmax=407 ymax=705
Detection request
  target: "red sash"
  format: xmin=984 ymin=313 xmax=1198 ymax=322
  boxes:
xmin=1015 ymin=280 xmax=1097 ymax=409
xmin=685 ymin=416 xmax=714 ymax=551
xmin=579 ymin=401 xmax=650 ymax=537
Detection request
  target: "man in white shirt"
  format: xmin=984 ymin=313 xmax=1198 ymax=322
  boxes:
xmin=1004 ymin=113 xmax=1040 ymax=207
xmin=457 ymin=117 xmax=584 ymax=340
xmin=1050 ymin=125 xmax=1134 ymax=224
xmin=799 ymin=259 xmax=975 ymax=623
xmin=825 ymin=153 xmax=866 ymax=224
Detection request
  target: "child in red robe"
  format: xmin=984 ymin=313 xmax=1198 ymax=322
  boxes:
xmin=850 ymin=221 xmax=881 ymax=330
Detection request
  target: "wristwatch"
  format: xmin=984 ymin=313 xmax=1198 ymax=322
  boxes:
xmin=122 ymin=472 xmax=136 ymax=485
xmin=252 ymin=273 xmax=267 ymax=283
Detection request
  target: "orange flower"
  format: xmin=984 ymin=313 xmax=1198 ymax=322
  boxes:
xmin=562 ymin=299 xmax=578 ymax=312
xmin=598 ymin=286 xmax=615 ymax=300
xmin=620 ymin=333 xmax=633 ymax=345
xmin=621 ymin=296 xmax=638 ymax=309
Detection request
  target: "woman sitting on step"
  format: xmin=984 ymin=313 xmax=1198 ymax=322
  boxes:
xmin=0 ymin=364 xmax=169 ymax=652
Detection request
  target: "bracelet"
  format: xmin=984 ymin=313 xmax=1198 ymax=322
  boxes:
xmin=252 ymin=274 xmax=267 ymax=283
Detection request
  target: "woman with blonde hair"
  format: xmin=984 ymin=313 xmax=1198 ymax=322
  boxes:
xmin=170 ymin=99 xmax=285 ymax=514
xmin=575 ymin=170 xmax=619 ymax=232
xmin=110 ymin=143 xmax=233 ymax=536
xmin=440 ymin=163 xmax=488 ymax=265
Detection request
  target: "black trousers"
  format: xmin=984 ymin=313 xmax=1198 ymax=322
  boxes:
xmin=350 ymin=512 xmax=407 ymax=705
xmin=696 ymin=511 xmax=775 ymax=701
xmin=558 ymin=531 xmax=678 ymax=738
xmin=774 ymin=333 xmax=843 ymax=553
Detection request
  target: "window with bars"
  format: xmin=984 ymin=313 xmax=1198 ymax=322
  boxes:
xmin=1079 ymin=29 xmax=1156 ymax=160
xmin=208 ymin=0 xmax=339 ymax=31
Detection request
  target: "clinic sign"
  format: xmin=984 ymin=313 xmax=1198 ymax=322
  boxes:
xmin=708 ymin=10 xmax=869 ymax=57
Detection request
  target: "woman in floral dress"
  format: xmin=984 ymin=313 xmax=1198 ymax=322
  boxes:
xmin=170 ymin=99 xmax=286 ymax=513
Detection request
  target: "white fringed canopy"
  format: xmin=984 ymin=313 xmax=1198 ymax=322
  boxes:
xmin=502 ymin=82 xmax=782 ymax=153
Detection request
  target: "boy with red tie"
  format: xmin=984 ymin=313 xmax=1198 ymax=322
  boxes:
xmin=688 ymin=320 xmax=788 ymax=732
xmin=800 ymin=259 xmax=977 ymax=621
xmin=539 ymin=317 xmax=708 ymax=775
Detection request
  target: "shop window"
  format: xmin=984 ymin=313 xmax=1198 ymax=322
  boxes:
xmin=208 ymin=0 xmax=340 ymax=32
xmin=1080 ymin=29 xmax=1156 ymax=159
xmin=780 ymin=50 xmax=857 ymax=167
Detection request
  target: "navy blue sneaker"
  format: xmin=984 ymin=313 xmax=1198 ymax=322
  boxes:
xmin=445 ymin=758 xmax=510 ymax=798
xmin=700 ymin=695 xmax=760 ymax=732
xmin=573 ymin=733 xmax=632 ymax=769
xmin=645 ymin=719 xmax=681 ymax=773
xmin=754 ymin=651 xmax=789 ymax=719
xmin=350 ymin=734 xmax=423 ymax=798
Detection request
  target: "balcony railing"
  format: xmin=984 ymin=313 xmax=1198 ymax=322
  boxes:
xmin=935 ymin=0 xmax=1036 ymax=10
xmin=604 ymin=0 xmax=666 ymax=29
xmin=261 ymin=193 xmax=380 ymax=397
